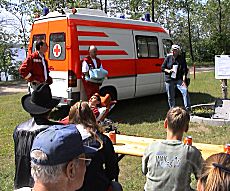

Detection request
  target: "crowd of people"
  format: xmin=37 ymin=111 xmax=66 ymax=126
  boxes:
xmin=14 ymin=42 xmax=230 ymax=191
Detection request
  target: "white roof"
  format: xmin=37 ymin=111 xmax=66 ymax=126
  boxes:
xmin=35 ymin=8 xmax=165 ymax=31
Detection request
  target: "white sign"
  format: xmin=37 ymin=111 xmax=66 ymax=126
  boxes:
xmin=215 ymin=55 xmax=230 ymax=79
xmin=53 ymin=44 xmax=62 ymax=58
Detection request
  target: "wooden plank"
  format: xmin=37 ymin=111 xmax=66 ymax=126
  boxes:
xmin=105 ymin=134 xmax=224 ymax=159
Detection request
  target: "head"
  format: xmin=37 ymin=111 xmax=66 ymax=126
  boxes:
xmin=88 ymin=45 xmax=97 ymax=58
xmin=69 ymin=101 xmax=100 ymax=131
xmin=36 ymin=40 xmax=48 ymax=54
xmin=31 ymin=124 xmax=96 ymax=191
xmin=164 ymin=107 xmax=190 ymax=135
xmin=171 ymin=44 xmax=181 ymax=57
xmin=89 ymin=93 xmax=101 ymax=107
xmin=197 ymin=153 xmax=230 ymax=191
xmin=21 ymin=83 xmax=60 ymax=115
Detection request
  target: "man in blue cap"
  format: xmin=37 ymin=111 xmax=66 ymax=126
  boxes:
xmin=14 ymin=124 xmax=97 ymax=191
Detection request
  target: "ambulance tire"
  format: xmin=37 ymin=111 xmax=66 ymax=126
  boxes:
xmin=100 ymin=86 xmax=117 ymax=101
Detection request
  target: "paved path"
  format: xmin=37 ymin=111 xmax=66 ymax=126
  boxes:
xmin=0 ymin=82 xmax=28 ymax=95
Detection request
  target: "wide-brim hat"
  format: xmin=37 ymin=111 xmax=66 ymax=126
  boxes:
xmin=21 ymin=83 xmax=60 ymax=115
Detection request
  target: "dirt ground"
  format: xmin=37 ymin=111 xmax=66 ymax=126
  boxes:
xmin=0 ymin=81 xmax=28 ymax=96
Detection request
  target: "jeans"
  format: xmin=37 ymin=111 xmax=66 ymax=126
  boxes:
xmin=165 ymin=80 xmax=191 ymax=110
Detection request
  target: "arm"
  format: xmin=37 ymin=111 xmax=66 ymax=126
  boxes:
xmin=161 ymin=56 xmax=172 ymax=74
xmin=82 ymin=60 xmax=89 ymax=77
xmin=19 ymin=56 xmax=36 ymax=82
xmin=190 ymin=147 xmax=204 ymax=180
xmin=142 ymin=146 xmax=150 ymax=175
xmin=104 ymin=136 xmax=119 ymax=180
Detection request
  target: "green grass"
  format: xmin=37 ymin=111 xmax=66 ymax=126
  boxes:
xmin=1 ymin=72 xmax=230 ymax=191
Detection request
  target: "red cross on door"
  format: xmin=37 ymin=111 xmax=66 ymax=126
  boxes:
xmin=53 ymin=44 xmax=62 ymax=58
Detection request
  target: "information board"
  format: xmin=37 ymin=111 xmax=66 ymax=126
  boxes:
xmin=215 ymin=55 xmax=230 ymax=79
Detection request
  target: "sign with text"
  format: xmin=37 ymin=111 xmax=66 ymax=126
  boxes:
xmin=215 ymin=55 xmax=230 ymax=79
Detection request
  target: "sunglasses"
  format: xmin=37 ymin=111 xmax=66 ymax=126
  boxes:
xmin=77 ymin=157 xmax=92 ymax=166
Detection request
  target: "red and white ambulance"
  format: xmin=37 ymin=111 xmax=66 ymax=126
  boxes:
xmin=29 ymin=8 xmax=172 ymax=105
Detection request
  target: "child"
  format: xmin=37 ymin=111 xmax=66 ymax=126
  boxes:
xmin=88 ymin=93 xmax=101 ymax=118
xmin=60 ymin=93 xmax=102 ymax=125
xmin=142 ymin=107 xmax=203 ymax=191
xmin=197 ymin=153 xmax=230 ymax=191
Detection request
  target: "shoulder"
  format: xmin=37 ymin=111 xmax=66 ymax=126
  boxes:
xmin=83 ymin=56 xmax=91 ymax=61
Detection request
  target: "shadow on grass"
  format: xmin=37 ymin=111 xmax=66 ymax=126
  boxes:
xmin=108 ymin=92 xmax=217 ymax=125
xmin=49 ymin=91 xmax=217 ymax=125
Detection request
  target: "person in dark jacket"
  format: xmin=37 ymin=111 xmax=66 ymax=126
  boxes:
xmin=13 ymin=83 xmax=61 ymax=189
xmin=68 ymin=101 xmax=122 ymax=191
xmin=161 ymin=44 xmax=191 ymax=110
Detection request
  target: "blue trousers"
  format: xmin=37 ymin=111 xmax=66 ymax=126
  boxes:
xmin=165 ymin=80 xmax=191 ymax=110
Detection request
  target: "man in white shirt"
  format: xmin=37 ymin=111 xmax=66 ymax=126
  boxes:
xmin=82 ymin=45 xmax=104 ymax=99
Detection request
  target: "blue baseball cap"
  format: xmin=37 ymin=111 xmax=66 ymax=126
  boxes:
xmin=31 ymin=124 xmax=97 ymax=165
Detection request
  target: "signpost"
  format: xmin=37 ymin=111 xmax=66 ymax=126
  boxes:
xmin=215 ymin=55 xmax=230 ymax=99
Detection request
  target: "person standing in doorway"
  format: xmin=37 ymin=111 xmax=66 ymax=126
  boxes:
xmin=82 ymin=45 xmax=104 ymax=99
xmin=161 ymin=44 xmax=191 ymax=111
xmin=19 ymin=40 xmax=52 ymax=92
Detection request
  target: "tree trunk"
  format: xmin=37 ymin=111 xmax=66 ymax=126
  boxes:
xmin=187 ymin=5 xmax=194 ymax=62
xmin=104 ymin=0 xmax=107 ymax=13
xmin=151 ymin=0 xmax=154 ymax=22
xmin=100 ymin=0 xmax=103 ymax=11
xmin=218 ymin=0 xmax=223 ymax=52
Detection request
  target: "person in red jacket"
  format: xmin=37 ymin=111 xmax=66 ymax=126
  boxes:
xmin=19 ymin=40 xmax=52 ymax=92
xmin=82 ymin=45 xmax=103 ymax=99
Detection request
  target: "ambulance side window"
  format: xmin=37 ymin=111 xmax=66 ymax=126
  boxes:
xmin=136 ymin=36 xmax=159 ymax=58
xmin=163 ymin=39 xmax=173 ymax=57
xmin=32 ymin=34 xmax=46 ymax=53
xmin=49 ymin=33 xmax=66 ymax=60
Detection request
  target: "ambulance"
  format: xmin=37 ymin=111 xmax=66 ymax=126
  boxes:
xmin=29 ymin=8 xmax=172 ymax=106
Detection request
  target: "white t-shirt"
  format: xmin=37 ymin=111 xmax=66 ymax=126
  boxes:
xmin=39 ymin=53 xmax=47 ymax=81
xmin=82 ymin=58 xmax=103 ymax=73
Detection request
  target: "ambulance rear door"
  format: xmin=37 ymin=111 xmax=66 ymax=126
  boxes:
xmin=47 ymin=19 xmax=69 ymax=104
xmin=133 ymin=31 xmax=162 ymax=97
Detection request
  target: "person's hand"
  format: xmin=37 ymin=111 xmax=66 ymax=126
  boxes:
xmin=165 ymin=69 xmax=173 ymax=74
xmin=182 ymin=80 xmax=187 ymax=87
xmin=33 ymin=80 xmax=40 ymax=84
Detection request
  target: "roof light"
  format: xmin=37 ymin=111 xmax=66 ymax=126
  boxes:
xmin=42 ymin=7 xmax=49 ymax=16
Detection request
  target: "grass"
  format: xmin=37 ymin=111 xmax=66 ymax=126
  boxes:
xmin=1 ymin=72 xmax=230 ymax=191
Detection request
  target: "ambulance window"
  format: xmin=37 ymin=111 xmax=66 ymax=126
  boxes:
xmin=136 ymin=36 xmax=159 ymax=58
xmin=32 ymin=34 xmax=46 ymax=52
xmin=49 ymin=33 xmax=66 ymax=60
xmin=163 ymin=39 xmax=173 ymax=57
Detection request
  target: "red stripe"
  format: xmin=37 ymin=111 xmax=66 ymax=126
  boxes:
xmin=72 ymin=19 xmax=166 ymax=33
xmin=78 ymin=40 xmax=118 ymax=46
xmin=79 ymin=50 xmax=128 ymax=55
xmin=77 ymin=31 xmax=108 ymax=37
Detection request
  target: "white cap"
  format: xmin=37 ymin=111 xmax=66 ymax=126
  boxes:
xmin=172 ymin=44 xmax=180 ymax=50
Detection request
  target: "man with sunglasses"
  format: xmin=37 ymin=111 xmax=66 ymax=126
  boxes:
xmin=14 ymin=124 xmax=97 ymax=191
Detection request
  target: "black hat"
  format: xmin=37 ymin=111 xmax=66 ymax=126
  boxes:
xmin=21 ymin=83 xmax=60 ymax=115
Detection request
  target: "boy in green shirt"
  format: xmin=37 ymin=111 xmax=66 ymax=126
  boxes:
xmin=142 ymin=107 xmax=203 ymax=191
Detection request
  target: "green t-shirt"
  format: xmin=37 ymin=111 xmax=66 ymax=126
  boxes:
xmin=142 ymin=140 xmax=203 ymax=191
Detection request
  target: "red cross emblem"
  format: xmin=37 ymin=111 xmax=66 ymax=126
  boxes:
xmin=53 ymin=44 xmax=61 ymax=58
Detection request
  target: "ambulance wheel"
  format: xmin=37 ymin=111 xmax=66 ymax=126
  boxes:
xmin=100 ymin=87 xmax=117 ymax=100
